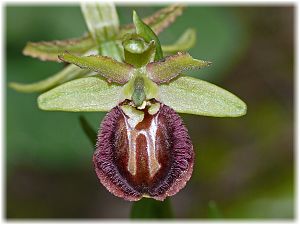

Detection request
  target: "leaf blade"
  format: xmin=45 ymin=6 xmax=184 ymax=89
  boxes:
xmin=158 ymin=76 xmax=247 ymax=117
xmin=38 ymin=76 xmax=123 ymax=112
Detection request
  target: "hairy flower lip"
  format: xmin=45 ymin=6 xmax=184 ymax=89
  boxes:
xmin=93 ymin=101 xmax=194 ymax=201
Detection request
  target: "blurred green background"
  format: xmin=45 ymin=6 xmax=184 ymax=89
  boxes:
xmin=5 ymin=4 xmax=294 ymax=219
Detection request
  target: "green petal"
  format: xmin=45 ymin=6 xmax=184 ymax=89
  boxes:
xmin=162 ymin=28 xmax=196 ymax=53
xmin=38 ymin=76 xmax=122 ymax=112
xmin=58 ymin=52 xmax=133 ymax=84
xmin=146 ymin=52 xmax=211 ymax=84
xmin=9 ymin=64 xmax=91 ymax=93
xmin=158 ymin=76 xmax=247 ymax=117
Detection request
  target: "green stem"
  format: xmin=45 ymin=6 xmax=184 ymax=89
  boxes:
xmin=79 ymin=115 xmax=97 ymax=146
xmin=130 ymin=198 xmax=174 ymax=219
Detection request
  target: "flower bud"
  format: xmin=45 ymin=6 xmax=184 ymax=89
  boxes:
xmin=93 ymin=103 xmax=194 ymax=201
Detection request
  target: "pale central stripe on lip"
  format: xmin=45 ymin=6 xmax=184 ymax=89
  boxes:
xmin=124 ymin=112 xmax=161 ymax=177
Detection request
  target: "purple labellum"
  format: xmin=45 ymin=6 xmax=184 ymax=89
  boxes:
xmin=93 ymin=103 xmax=194 ymax=201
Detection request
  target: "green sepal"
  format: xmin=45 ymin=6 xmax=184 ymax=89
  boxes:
xmin=146 ymin=52 xmax=211 ymax=84
xmin=162 ymin=28 xmax=196 ymax=53
xmin=158 ymin=76 xmax=247 ymax=117
xmin=38 ymin=76 xmax=123 ymax=112
xmin=58 ymin=52 xmax=133 ymax=84
xmin=133 ymin=11 xmax=163 ymax=61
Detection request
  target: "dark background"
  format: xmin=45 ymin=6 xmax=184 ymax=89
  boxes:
xmin=6 ymin=4 xmax=294 ymax=219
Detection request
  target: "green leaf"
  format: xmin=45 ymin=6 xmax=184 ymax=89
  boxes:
xmin=133 ymin=11 xmax=163 ymax=61
xmin=146 ymin=52 xmax=211 ymax=84
xmin=22 ymin=35 xmax=96 ymax=62
xmin=158 ymin=76 xmax=247 ymax=117
xmin=58 ymin=52 xmax=133 ymax=84
xmin=9 ymin=64 xmax=91 ymax=93
xmin=38 ymin=76 xmax=122 ymax=112
xmin=162 ymin=28 xmax=196 ymax=53
xmin=131 ymin=198 xmax=173 ymax=219
xmin=80 ymin=2 xmax=119 ymax=44
xmin=79 ymin=115 xmax=97 ymax=146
